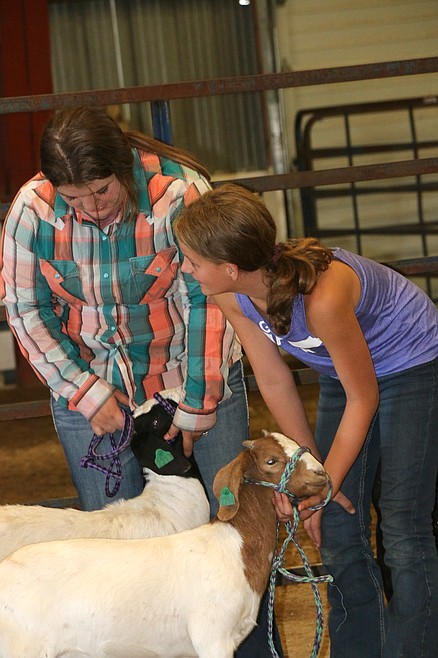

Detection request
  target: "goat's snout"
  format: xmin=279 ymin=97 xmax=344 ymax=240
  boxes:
xmin=308 ymin=464 xmax=329 ymax=484
xmin=289 ymin=459 xmax=329 ymax=499
xmin=303 ymin=468 xmax=329 ymax=491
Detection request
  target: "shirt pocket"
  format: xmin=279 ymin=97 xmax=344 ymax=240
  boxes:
xmin=130 ymin=247 xmax=178 ymax=304
xmin=39 ymin=260 xmax=86 ymax=306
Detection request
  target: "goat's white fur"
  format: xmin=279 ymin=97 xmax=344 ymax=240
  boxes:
xmin=0 ymin=432 xmax=329 ymax=658
xmin=0 ymin=471 xmax=209 ymax=562
xmin=0 ymin=386 xmax=208 ymax=562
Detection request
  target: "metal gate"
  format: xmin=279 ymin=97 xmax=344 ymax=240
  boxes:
xmin=294 ymin=95 xmax=438 ymax=299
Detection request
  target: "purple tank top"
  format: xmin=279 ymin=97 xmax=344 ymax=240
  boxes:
xmin=235 ymin=248 xmax=438 ymax=378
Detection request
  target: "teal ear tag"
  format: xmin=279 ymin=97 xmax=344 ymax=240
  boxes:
xmin=219 ymin=486 xmax=236 ymax=507
xmin=155 ymin=449 xmax=175 ymax=469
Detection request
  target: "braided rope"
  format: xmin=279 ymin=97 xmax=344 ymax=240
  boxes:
xmin=80 ymin=410 xmax=134 ymax=497
xmin=244 ymin=447 xmax=333 ymax=658
xmin=267 ymin=511 xmax=333 ymax=658
xmin=153 ymin=392 xmax=177 ymax=418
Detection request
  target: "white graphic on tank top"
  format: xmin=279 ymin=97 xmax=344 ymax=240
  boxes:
xmin=259 ymin=320 xmax=322 ymax=353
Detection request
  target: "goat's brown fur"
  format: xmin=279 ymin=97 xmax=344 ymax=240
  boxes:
xmin=213 ymin=434 xmax=328 ymax=595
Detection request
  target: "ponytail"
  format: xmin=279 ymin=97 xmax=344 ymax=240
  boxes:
xmin=266 ymin=238 xmax=332 ymax=335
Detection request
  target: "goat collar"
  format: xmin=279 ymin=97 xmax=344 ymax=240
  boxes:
xmin=244 ymin=445 xmax=333 ymax=511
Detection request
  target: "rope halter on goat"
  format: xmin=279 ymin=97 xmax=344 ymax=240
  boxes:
xmin=244 ymin=446 xmax=334 ymax=658
xmin=80 ymin=410 xmax=134 ymax=497
xmin=80 ymin=393 xmax=177 ymax=497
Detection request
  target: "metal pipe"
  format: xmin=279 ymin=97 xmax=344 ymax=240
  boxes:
xmin=1 ymin=57 xmax=437 ymax=115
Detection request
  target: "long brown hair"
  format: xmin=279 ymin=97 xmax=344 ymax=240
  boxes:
xmin=175 ymin=183 xmax=333 ymax=335
xmin=40 ymin=106 xmax=210 ymax=221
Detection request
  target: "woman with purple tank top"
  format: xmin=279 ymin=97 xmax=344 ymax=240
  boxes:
xmin=174 ymin=183 xmax=438 ymax=658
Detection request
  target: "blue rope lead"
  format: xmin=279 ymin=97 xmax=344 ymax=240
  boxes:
xmin=267 ymin=511 xmax=333 ymax=658
xmin=245 ymin=446 xmax=334 ymax=658
xmin=80 ymin=410 xmax=134 ymax=497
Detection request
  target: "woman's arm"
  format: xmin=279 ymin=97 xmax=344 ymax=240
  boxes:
xmin=167 ymin=269 xmax=235 ymax=454
xmin=0 ymin=198 xmax=117 ymax=425
xmin=303 ymin=261 xmax=380 ymax=503
xmin=214 ymin=293 xmax=318 ymax=452
xmin=170 ymin=178 xmax=237 ymax=454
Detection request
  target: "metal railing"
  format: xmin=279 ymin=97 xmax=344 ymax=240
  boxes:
xmin=0 ymin=57 xmax=437 ymax=509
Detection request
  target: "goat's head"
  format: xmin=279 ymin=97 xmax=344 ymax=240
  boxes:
xmin=213 ymin=432 xmax=329 ymax=521
xmin=131 ymin=389 xmax=198 ymax=478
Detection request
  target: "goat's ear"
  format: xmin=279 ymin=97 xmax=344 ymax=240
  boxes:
xmin=243 ymin=436 xmax=270 ymax=450
xmin=213 ymin=453 xmax=247 ymax=521
xmin=243 ymin=434 xmax=271 ymax=450
xmin=242 ymin=438 xmax=261 ymax=450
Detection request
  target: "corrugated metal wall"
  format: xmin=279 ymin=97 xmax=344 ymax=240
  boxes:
xmin=275 ymin=0 xmax=438 ymax=267
xmin=48 ymin=0 xmax=438 ymax=262
xmin=49 ymin=0 xmax=267 ymax=174
xmin=276 ymin=0 xmax=438 ymax=124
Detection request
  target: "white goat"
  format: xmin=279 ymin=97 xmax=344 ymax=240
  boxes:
xmin=0 ymin=432 xmax=329 ymax=658
xmin=0 ymin=390 xmax=209 ymax=561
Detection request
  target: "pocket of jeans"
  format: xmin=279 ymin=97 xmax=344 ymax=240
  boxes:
xmin=130 ymin=247 xmax=178 ymax=303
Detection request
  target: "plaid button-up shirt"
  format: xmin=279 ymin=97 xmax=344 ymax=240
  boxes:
xmin=0 ymin=149 xmax=240 ymax=432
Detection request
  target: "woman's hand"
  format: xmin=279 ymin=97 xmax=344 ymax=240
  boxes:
xmin=303 ymin=509 xmax=323 ymax=547
xmin=272 ymin=492 xmax=324 ymax=547
xmin=273 ymin=489 xmax=356 ymax=547
xmin=164 ymin=423 xmax=204 ymax=457
xmin=303 ymin=492 xmax=356 ymax=546
xmin=330 ymin=490 xmax=356 ymax=514
xmin=272 ymin=490 xmax=295 ymax=522
xmin=90 ymin=393 xmax=128 ymax=436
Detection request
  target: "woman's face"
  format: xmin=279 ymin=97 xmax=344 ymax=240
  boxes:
xmin=179 ymin=242 xmax=234 ymax=296
xmin=56 ymin=175 xmax=123 ymax=222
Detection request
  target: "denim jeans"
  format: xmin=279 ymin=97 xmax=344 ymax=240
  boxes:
xmin=316 ymin=357 xmax=438 ymax=658
xmin=51 ymin=359 xmax=284 ymax=657
xmin=51 ymin=360 xmax=250 ymax=514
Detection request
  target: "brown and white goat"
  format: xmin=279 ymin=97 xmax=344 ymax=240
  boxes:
xmin=0 ymin=432 xmax=329 ymax=658
xmin=0 ymin=391 xmax=209 ymax=562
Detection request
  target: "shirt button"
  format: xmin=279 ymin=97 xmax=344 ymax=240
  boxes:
xmin=111 ymin=326 xmax=116 ymax=331
xmin=54 ymin=273 xmax=60 ymax=279
xmin=102 ymin=235 xmax=107 ymax=241
xmin=156 ymin=267 xmax=161 ymax=272
xmin=103 ymin=273 xmax=109 ymax=279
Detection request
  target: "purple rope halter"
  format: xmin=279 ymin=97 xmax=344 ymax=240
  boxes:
xmin=80 ymin=409 xmax=134 ymax=497
xmin=153 ymin=392 xmax=177 ymax=418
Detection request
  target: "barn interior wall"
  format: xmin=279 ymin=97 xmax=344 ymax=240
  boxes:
xmin=276 ymin=0 xmax=438 ymax=133
xmin=275 ymin=0 xmax=438 ymax=247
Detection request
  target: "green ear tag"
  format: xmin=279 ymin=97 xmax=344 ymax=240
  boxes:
xmin=219 ymin=486 xmax=236 ymax=507
xmin=155 ymin=449 xmax=175 ymax=469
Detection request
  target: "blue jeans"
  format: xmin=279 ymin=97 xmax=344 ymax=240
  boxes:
xmin=316 ymin=357 xmax=438 ymax=658
xmin=51 ymin=360 xmax=249 ymax=514
xmin=51 ymin=358 xmax=284 ymax=657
